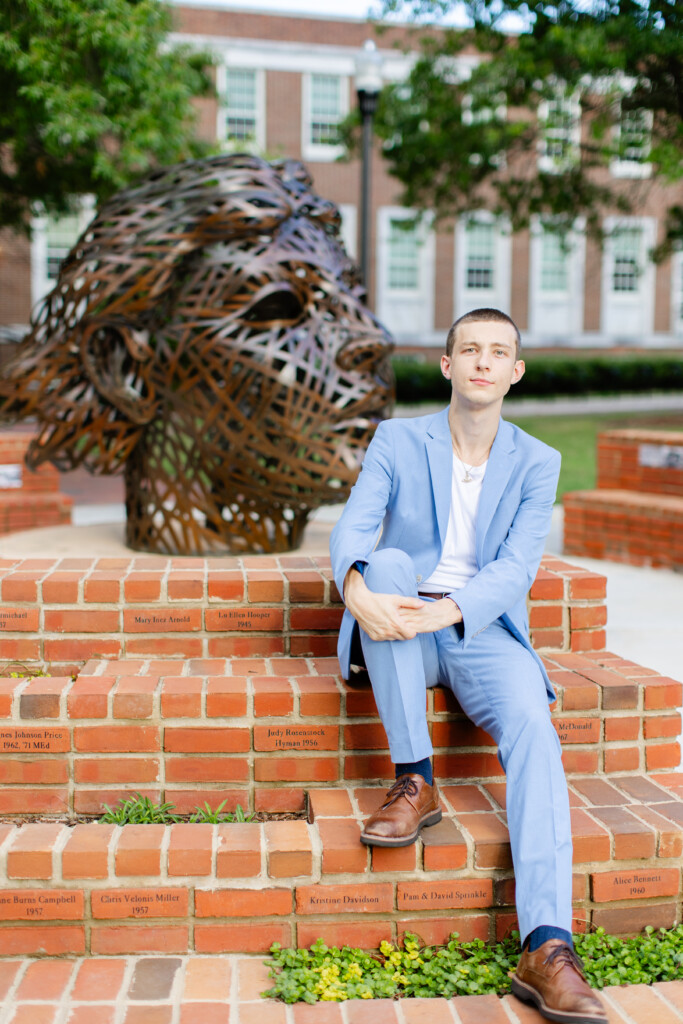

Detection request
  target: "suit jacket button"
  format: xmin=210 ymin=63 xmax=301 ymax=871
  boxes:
xmin=416 ymin=575 xmax=422 ymax=582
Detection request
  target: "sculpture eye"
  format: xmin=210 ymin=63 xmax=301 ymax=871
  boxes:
xmin=243 ymin=287 xmax=305 ymax=325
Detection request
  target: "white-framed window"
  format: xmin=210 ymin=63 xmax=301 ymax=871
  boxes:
xmin=611 ymin=226 xmax=642 ymax=293
xmin=611 ymin=103 xmax=652 ymax=178
xmin=454 ymin=212 xmax=511 ymax=316
xmin=31 ymin=196 xmax=95 ymax=308
xmin=465 ymin=220 xmax=496 ymax=290
xmin=302 ymin=73 xmax=348 ymax=161
xmin=217 ymin=65 xmax=265 ymax=151
xmin=601 ymin=216 xmax=656 ymax=340
xmin=376 ymin=206 xmax=435 ymax=339
xmin=538 ymin=87 xmax=581 ymax=173
xmin=539 ymin=230 xmax=570 ymax=293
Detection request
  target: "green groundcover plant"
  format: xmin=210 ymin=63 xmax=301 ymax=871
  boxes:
xmin=263 ymin=926 xmax=683 ymax=1003
xmin=99 ymin=793 xmax=253 ymax=824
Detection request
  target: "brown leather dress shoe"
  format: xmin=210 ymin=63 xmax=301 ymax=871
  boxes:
xmin=511 ymin=939 xmax=607 ymax=1024
xmin=360 ymin=773 xmax=441 ymax=847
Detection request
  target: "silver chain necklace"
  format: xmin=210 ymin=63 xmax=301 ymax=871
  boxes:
xmin=452 ymin=440 xmax=475 ymax=483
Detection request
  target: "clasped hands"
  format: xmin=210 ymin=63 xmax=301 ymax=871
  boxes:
xmin=343 ymin=567 xmax=463 ymax=642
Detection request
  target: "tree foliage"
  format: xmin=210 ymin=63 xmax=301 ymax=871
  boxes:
xmin=0 ymin=0 xmax=214 ymax=233
xmin=368 ymin=0 xmax=683 ymax=256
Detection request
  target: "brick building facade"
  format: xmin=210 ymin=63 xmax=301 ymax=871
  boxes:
xmin=2 ymin=3 xmax=682 ymax=349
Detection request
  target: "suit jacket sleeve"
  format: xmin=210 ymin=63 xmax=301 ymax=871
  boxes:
xmin=329 ymin=419 xmax=394 ymax=600
xmin=452 ymin=447 xmax=561 ymax=645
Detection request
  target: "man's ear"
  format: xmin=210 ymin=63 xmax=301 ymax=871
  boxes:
xmin=80 ymin=320 xmax=158 ymax=425
xmin=510 ymin=359 xmax=525 ymax=386
xmin=441 ymin=354 xmax=452 ymax=380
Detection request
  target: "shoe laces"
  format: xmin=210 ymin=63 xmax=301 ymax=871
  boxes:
xmin=381 ymin=775 xmax=420 ymax=808
xmin=544 ymin=944 xmax=586 ymax=978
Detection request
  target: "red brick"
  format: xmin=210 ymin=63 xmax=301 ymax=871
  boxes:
xmin=195 ymin=922 xmax=291 ymax=953
xmin=0 ymin=607 xmax=39 ymax=630
xmin=529 ymin=572 xmax=564 ymax=600
xmin=290 ymin=607 xmax=343 ymax=631
xmin=590 ymin=807 xmax=656 ymax=860
xmin=604 ymin=717 xmax=640 ymax=742
xmin=397 ymin=916 xmax=489 ymax=948
xmin=646 ymin=743 xmax=681 ymax=771
xmin=421 ymin=817 xmax=468 ymax=871
xmin=604 ymin=746 xmax=641 ymax=772
xmin=207 ymin=572 xmax=244 ymax=601
xmin=15 ymin=959 xmax=76 ymax=999
xmin=216 ymin=823 xmax=261 ymax=878
xmin=308 ymin=789 xmax=354 ymax=820
xmin=164 ymin=727 xmax=249 ymax=753
xmin=553 ymin=716 xmax=601 ymax=744
xmin=285 ymin=571 xmax=325 ymax=601
xmin=246 ymin=572 xmax=284 ymax=602
xmin=265 ymin=820 xmax=313 ymax=877
xmin=206 ymin=677 xmax=248 ymax=717
xmin=73 ymin=789 xmax=160 ymax=815
xmin=74 ymin=757 xmax=160 ymax=784
xmin=371 ymin=844 xmax=417 ymax=873
xmin=298 ymin=677 xmax=341 ymax=716
xmin=6 ymin=823 xmax=63 ymax=878
xmin=397 ymin=878 xmax=493 ymax=910
xmin=606 ymin=982 xmax=683 ymax=1024
xmin=295 ymin=925 xmax=390 ymax=957
xmin=0 ymin=888 xmax=83 ymax=920
xmin=74 ymin=725 xmax=160 ymax=752
xmin=254 ymin=723 xmax=338 ymax=751
xmin=124 ymin=574 xmax=163 ymax=602
xmin=560 ymin=749 xmax=599 ymax=773
xmin=644 ymin=678 xmax=683 ymax=710
xmin=1 ymin=572 xmax=40 ymax=602
xmin=42 ymin=572 xmax=81 ymax=603
xmin=570 ymin=605 xmax=607 ymax=630
xmin=166 ymin=757 xmax=248 ymax=782
xmin=123 ymin=608 xmax=202 ymax=632
xmin=529 ymin=605 xmax=564 ymax=629
xmin=0 ymin=925 xmax=85 ymax=955
xmin=91 ymin=924 xmax=189 ymax=954
xmin=44 ymin=638 xmax=122 ymax=663
xmin=168 ymin=573 xmax=204 ymax=600
xmin=84 ymin=574 xmax=121 ymax=603
xmin=255 ymin=788 xmax=306 ymax=812
xmin=569 ymin=575 xmax=606 ymax=599
xmin=160 ymin=677 xmax=203 ymax=717
xmin=592 ymin=902 xmax=677 ymax=935
xmin=71 ymin=959 xmax=127 ymax=1000
xmin=289 ymin=635 xmax=337 ymax=657
xmin=433 ymin=751 xmax=504 ymax=778
xmin=645 ymin=714 xmax=682 ymax=739
xmin=44 ymin=609 xmax=119 ymax=632
xmin=255 ymin=756 xmax=338 ymax=782
xmin=0 ymin=758 xmax=68 ymax=784
xmin=296 ymin=883 xmax=393 ymax=914
xmin=0 ymin=789 xmax=69 ymax=814
xmin=114 ymin=825 xmax=165 ymax=875
xmin=570 ymin=809 xmax=611 ymax=863
xmin=591 ymin=867 xmax=680 ymax=902
xmin=167 ymin=824 xmax=213 ymax=876
xmin=317 ymin=819 xmax=367 ymax=873
xmin=62 ymin=824 xmax=116 ymax=879
xmin=195 ymin=888 xmax=291 ymax=917
xmin=92 ymin=888 xmax=189 ymax=918
xmin=205 ymin=607 xmax=283 ymax=632
xmin=570 ymin=629 xmax=606 ymax=652
xmin=127 ymin=637 xmax=204 ymax=657
xmin=68 ymin=677 xmax=115 ymax=718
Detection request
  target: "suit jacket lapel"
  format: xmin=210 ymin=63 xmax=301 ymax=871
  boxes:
xmin=476 ymin=418 xmax=516 ymax=564
xmin=426 ymin=408 xmax=453 ymax=549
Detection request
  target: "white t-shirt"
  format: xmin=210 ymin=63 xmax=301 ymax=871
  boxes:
xmin=420 ymin=452 xmax=487 ymax=593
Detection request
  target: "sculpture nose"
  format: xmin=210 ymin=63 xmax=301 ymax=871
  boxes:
xmin=335 ymin=332 xmax=394 ymax=374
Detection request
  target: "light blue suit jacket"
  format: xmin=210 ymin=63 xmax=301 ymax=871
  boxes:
xmin=329 ymin=407 xmax=561 ymax=698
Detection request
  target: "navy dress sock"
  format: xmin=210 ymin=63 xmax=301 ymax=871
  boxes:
xmin=394 ymin=757 xmax=433 ymax=785
xmin=525 ymin=925 xmax=574 ymax=951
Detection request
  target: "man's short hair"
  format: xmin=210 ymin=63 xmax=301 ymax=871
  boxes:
xmin=446 ymin=308 xmax=522 ymax=359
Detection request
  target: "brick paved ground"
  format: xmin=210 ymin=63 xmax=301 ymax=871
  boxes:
xmin=0 ymin=956 xmax=681 ymax=1023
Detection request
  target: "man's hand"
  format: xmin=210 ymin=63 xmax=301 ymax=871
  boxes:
xmin=343 ymin=568 xmax=463 ymax=640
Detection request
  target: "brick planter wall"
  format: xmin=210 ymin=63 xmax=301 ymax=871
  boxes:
xmin=597 ymin=430 xmax=683 ymax=496
xmin=0 ymin=555 xmax=607 ymax=675
xmin=0 ymin=433 xmax=72 ymax=536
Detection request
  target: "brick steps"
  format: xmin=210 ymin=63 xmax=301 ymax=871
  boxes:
xmin=0 ymin=770 xmax=681 ymax=955
xmin=1 ymin=955 xmax=682 ymax=1023
xmin=1 ymin=651 xmax=680 ymax=816
xmin=0 ymin=554 xmax=608 ymax=674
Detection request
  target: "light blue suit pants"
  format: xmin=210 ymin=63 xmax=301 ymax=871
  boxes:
xmin=359 ymin=548 xmax=574 ymax=942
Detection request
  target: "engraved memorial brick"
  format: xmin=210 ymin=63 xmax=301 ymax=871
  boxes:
xmin=0 ymin=608 xmax=40 ymax=631
xmin=123 ymin=609 xmax=202 ymax=632
xmin=92 ymin=888 xmax=189 ymax=919
xmin=254 ymin=724 xmax=339 ymax=751
xmin=397 ymin=880 xmax=493 ymax=910
xmin=553 ymin=717 xmax=601 ymax=744
xmin=0 ymin=727 xmax=70 ymax=753
xmin=205 ymin=608 xmax=284 ymax=632
xmin=0 ymin=889 xmax=83 ymax=920
xmin=591 ymin=868 xmax=680 ymax=903
xmin=296 ymin=883 xmax=393 ymax=915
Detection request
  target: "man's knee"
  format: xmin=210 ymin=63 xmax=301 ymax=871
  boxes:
xmin=364 ymin=548 xmax=417 ymax=595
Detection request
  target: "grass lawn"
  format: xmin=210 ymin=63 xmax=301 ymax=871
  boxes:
xmin=506 ymin=410 xmax=683 ymax=499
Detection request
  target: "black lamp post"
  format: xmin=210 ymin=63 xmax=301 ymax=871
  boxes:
xmin=354 ymin=40 xmax=383 ymax=294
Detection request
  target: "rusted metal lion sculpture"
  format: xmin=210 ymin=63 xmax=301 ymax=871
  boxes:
xmin=0 ymin=155 xmax=394 ymax=553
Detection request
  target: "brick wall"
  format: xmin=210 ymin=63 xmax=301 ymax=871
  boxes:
xmin=0 ymin=433 xmax=72 ymax=536
xmin=597 ymin=430 xmax=683 ymax=497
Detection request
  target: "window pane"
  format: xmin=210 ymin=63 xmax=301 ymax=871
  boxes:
xmin=612 ymin=227 xmax=641 ymax=293
xmin=310 ymin=75 xmax=342 ymax=146
xmin=540 ymin=231 xmax=568 ymax=292
xmin=388 ymin=220 xmax=419 ymax=290
xmin=226 ymin=68 xmax=257 ymax=142
xmin=620 ymin=107 xmax=650 ymax=162
xmin=46 ymin=213 xmax=82 ymax=281
xmin=543 ymin=94 xmax=578 ymax=163
xmin=465 ymin=221 xmax=494 ymax=290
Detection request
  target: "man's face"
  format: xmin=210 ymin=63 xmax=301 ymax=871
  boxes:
xmin=440 ymin=320 xmax=524 ymax=408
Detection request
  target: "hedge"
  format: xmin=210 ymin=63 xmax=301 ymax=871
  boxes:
xmin=392 ymin=354 xmax=683 ymax=404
